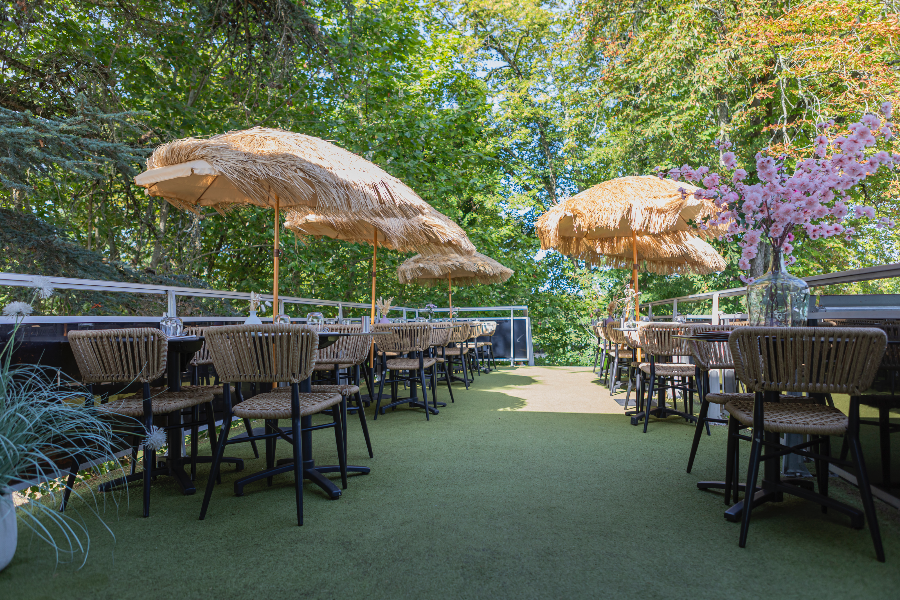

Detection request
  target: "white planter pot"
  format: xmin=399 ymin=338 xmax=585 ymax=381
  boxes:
xmin=0 ymin=491 xmax=16 ymax=572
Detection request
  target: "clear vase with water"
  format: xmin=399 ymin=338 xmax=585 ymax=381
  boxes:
xmin=747 ymin=247 xmax=810 ymax=327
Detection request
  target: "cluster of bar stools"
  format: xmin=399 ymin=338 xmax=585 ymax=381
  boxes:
xmin=679 ymin=325 xmax=895 ymax=562
xmin=366 ymin=320 xmax=502 ymax=420
xmin=66 ymin=325 xmax=373 ymax=526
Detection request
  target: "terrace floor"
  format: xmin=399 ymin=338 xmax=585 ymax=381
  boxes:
xmin=2 ymin=366 xmax=899 ymax=599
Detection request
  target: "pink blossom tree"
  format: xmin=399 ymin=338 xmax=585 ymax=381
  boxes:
xmin=660 ymin=103 xmax=898 ymax=284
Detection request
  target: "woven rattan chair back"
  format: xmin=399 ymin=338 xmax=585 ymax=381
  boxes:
xmin=483 ymin=321 xmax=497 ymax=336
xmin=204 ymin=324 xmax=317 ymax=384
xmin=184 ymin=326 xmax=213 ymax=366
xmin=728 ymin=326 xmax=887 ymax=395
xmin=638 ymin=323 xmax=688 ymax=357
xmin=314 ymin=324 xmax=367 ymax=363
xmin=374 ymin=323 xmax=433 ymax=354
xmin=467 ymin=322 xmax=484 ymax=339
xmin=449 ymin=323 xmax=472 ymax=344
xmin=68 ymin=328 xmax=167 ymax=384
xmin=430 ymin=325 xmax=453 ymax=348
xmin=825 ymin=320 xmax=900 ymax=371
xmin=686 ymin=324 xmax=738 ymax=370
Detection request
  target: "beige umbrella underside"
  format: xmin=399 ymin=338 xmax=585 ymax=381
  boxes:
xmin=135 ymin=127 xmax=442 ymax=220
xmin=398 ymin=252 xmax=514 ymax=287
xmin=284 ymin=204 xmax=475 ymax=257
xmin=566 ymin=231 xmax=726 ymax=275
xmin=535 ymin=175 xmax=724 ymax=250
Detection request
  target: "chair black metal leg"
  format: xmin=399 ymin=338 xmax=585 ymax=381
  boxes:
xmin=687 ymin=399 xmax=710 ymax=474
xmin=333 ymin=398 xmax=348 ymax=489
xmin=266 ymin=419 xmax=275 ymax=487
xmin=190 ymin=405 xmax=199 ymax=481
xmin=60 ymin=458 xmax=78 ymax=512
xmin=738 ymin=426 xmax=764 ymax=549
xmin=374 ymin=362 xmax=387 ymax=419
xmin=200 ymin=418 xmax=232 ymax=520
xmin=444 ymin=361 xmax=455 ymax=403
xmin=354 ymin=391 xmax=374 ymax=458
xmin=290 ymin=414 xmax=304 ymax=526
xmin=420 ymin=366 xmax=430 ymax=421
xmin=243 ymin=418 xmax=260 ymax=458
xmin=817 ymin=435 xmax=830 ymax=513
xmin=643 ymin=374 xmax=656 ymax=434
xmin=879 ymin=406 xmax=891 ymax=489
xmin=724 ymin=416 xmax=738 ymax=505
xmin=848 ymin=401 xmax=885 ymax=562
xmin=461 ymin=351 xmax=470 ymax=389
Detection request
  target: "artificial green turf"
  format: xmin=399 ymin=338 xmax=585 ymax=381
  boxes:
xmin=2 ymin=367 xmax=899 ymax=599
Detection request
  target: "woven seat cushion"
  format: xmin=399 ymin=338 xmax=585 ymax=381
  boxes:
xmin=638 ymin=363 xmax=695 ymax=377
xmin=440 ymin=347 xmax=469 ymax=356
xmin=99 ymin=391 xmax=211 ymax=418
xmin=476 ymin=342 xmax=492 ymax=347
xmin=270 ymin=384 xmax=361 ymax=396
xmin=725 ymin=399 xmax=848 ymax=436
xmin=313 ymin=363 xmax=352 ymax=371
xmin=311 ymin=384 xmax=360 ymax=396
xmin=386 ymin=357 xmax=437 ymax=370
xmin=232 ymin=391 xmax=342 ymax=419
xmin=606 ymin=349 xmax=633 ymax=359
xmin=706 ymin=392 xmax=815 ymax=405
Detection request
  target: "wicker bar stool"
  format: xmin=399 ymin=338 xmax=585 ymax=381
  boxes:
xmin=726 ymin=326 xmax=888 ymax=561
xmin=442 ymin=323 xmax=473 ymax=389
xmin=307 ymin=326 xmax=374 ymax=459
xmin=465 ymin=321 xmax=484 ymax=377
xmin=606 ymin=325 xmax=635 ymax=394
xmin=374 ymin=323 xmax=438 ymax=420
xmin=199 ymin=324 xmax=346 ymax=526
xmin=684 ymin=324 xmax=740 ymax=473
xmin=184 ymin=326 xmax=260 ymax=461
xmin=429 ymin=324 xmax=457 ymax=404
xmin=632 ymin=323 xmax=697 ymax=432
xmin=476 ymin=321 xmax=497 ymax=373
xmin=68 ymin=328 xmax=221 ymax=518
xmin=832 ymin=320 xmax=900 ymax=489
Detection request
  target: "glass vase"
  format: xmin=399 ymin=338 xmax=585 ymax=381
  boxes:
xmin=747 ymin=248 xmax=810 ymax=327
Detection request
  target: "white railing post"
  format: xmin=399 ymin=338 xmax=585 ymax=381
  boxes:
xmin=509 ymin=309 xmax=515 ymax=366
xmin=166 ymin=290 xmax=177 ymax=317
xmin=712 ymin=293 xmax=720 ymax=325
xmin=338 ymin=303 xmax=343 ymax=322
xmin=672 ymin=299 xmax=678 ymax=320
xmin=648 ymin=304 xmax=654 ymax=321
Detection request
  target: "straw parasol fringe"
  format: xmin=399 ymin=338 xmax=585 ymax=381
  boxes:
xmin=145 ymin=127 xmax=440 ymax=220
xmin=557 ymin=232 xmax=726 ymax=275
xmin=397 ymin=252 xmax=514 ymax=287
xmin=284 ymin=204 xmax=475 ymax=257
xmin=535 ymin=175 xmax=724 ymax=249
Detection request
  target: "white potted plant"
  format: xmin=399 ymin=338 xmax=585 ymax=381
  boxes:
xmin=1 ymin=277 xmax=135 ymax=570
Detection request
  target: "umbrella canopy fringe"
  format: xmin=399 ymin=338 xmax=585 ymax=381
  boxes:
xmin=397 ymin=252 xmax=514 ymax=286
xmin=145 ymin=128 xmax=441 ymax=219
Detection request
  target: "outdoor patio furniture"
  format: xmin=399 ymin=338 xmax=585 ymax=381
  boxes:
xmin=442 ymin=323 xmax=473 ymax=389
xmin=185 ymin=326 xmax=259 ymax=460
xmin=428 ymin=324 xmax=456 ymax=405
xmin=832 ymin=320 xmax=900 ymax=489
xmin=199 ymin=324 xmax=346 ymax=526
xmin=476 ymin=321 xmax=497 ymax=373
xmin=68 ymin=328 xmax=223 ymax=518
xmin=374 ymin=323 xmax=439 ymax=420
xmin=684 ymin=324 xmax=740 ymax=473
xmin=726 ymin=326 xmax=887 ymax=561
xmin=632 ymin=323 xmax=698 ymax=433
xmin=606 ymin=325 xmax=634 ymax=395
xmin=307 ymin=325 xmax=374 ymax=459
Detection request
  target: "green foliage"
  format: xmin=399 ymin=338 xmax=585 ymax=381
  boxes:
xmin=0 ymin=0 xmax=897 ymax=365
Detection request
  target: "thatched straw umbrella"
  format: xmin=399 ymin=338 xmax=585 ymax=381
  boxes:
xmin=397 ymin=252 xmax=514 ymax=314
xmin=135 ymin=127 xmax=473 ymax=314
xmin=565 ymin=230 xmax=725 ymax=275
xmin=535 ymin=175 xmax=725 ymax=314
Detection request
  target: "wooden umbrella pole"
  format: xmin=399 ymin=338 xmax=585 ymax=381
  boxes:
xmin=448 ymin=275 xmax=452 ymax=317
xmin=632 ymin=230 xmax=638 ymax=319
xmin=274 ymin=196 xmax=280 ymax=318
xmin=369 ymin=229 xmax=378 ymax=366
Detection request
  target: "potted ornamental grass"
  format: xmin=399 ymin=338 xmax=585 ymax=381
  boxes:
xmin=1 ymin=278 xmax=135 ymax=570
xmin=665 ymin=103 xmax=897 ymax=326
